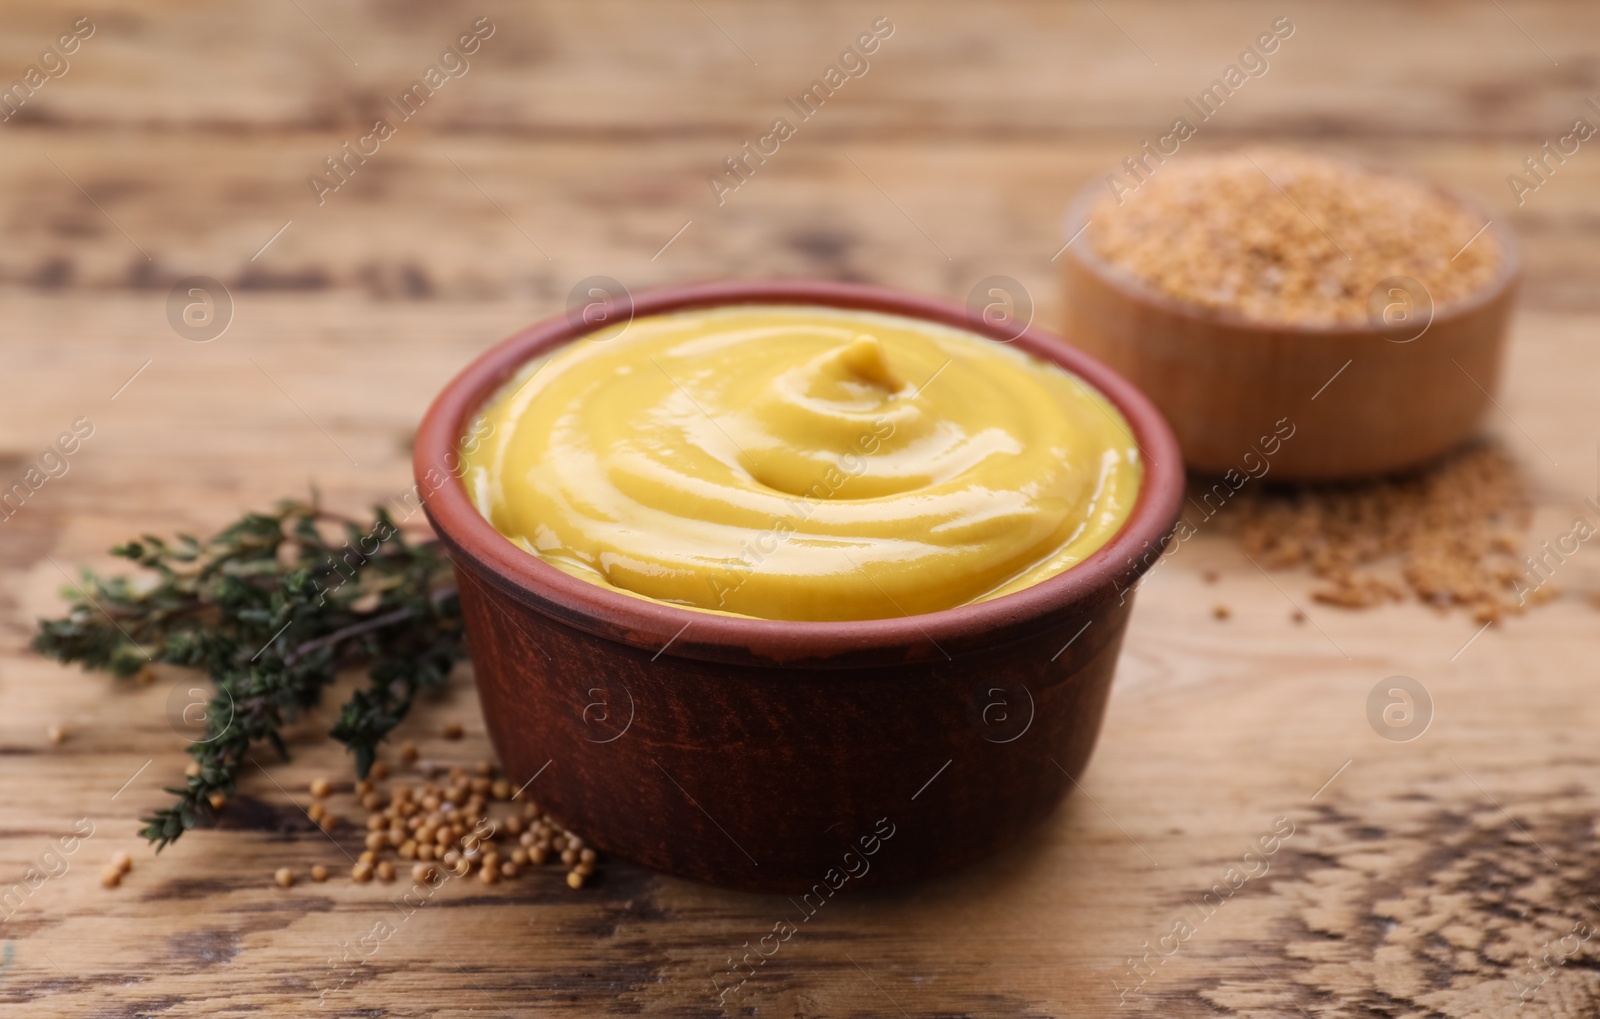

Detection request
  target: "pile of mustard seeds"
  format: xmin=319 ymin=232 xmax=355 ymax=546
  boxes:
xmin=1214 ymin=442 xmax=1539 ymax=623
xmin=272 ymin=752 xmax=598 ymax=892
xmin=1088 ymin=151 xmax=1501 ymax=326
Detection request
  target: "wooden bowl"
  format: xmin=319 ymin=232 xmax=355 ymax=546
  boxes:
xmin=1060 ymin=181 xmax=1521 ymax=480
xmin=416 ymin=280 xmax=1184 ymax=892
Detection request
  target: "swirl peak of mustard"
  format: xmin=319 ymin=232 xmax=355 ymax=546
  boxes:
xmin=463 ymin=305 xmax=1141 ymax=621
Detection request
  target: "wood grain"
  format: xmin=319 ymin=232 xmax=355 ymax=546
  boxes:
xmin=1 ymin=1 xmax=1598 ymax=1015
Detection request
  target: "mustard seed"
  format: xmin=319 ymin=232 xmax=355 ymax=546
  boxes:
xmin=101 ymin=866 xmax=121 ymax=889
xmin=1089 ymin=150 xmax=1501 ymax=326
xmin=310 ymin=777 xmax=331 ymax=798
xmin=307 ymin=802 xmax=327 ymax=823
xmin=376 ymin=861 xmax=396 ymax=883
xmin=530 ymin=845 xmax=549 ymax=865
xmin=46 ymin=723 xmax=66 ymax=745
xmin=400 ymin=742 xmax=419 ymax=764
xmin=566 ymin=870 xmax=585 ymax=890
xmin=443 ymin=721 xmax=464 ymax=740
xmin=275 ymin=867 xmax=295 ymax=889
xmin=311 ymin=865 xmax=329 ymax=883
xmin=358 ymin=850 xmax=376 ymax=865
xmin=500 ymin=861 xmax=518 ymax=879
xmin=370 ymin=761 xmax=390 ymax=780
xmin=475 ymin=760 xmax=494 ymax=777
xmin=352 ymin=861 xmax=374 ymax=883
xmin=112 ymin=850 xmax=133 ymax=874
xmin=1213 ymin=605 xmax=1231 ymax=621
xmin=207 ymin=791 xmax=227 ymax=811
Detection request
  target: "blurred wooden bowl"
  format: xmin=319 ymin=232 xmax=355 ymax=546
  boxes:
xmin=1060 ymin=180 xmax=1521 ymax=480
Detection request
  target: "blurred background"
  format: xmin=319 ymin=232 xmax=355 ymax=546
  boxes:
xmin=2 ymin=3 xmax=1598 ymax=1016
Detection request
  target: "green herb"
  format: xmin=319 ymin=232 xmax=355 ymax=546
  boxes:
xmin=32 ymin=499 xmax=464 ymax=849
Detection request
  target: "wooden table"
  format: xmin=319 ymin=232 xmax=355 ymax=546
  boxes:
xmin=2 ymin=2 xmax=1598 ymax=1014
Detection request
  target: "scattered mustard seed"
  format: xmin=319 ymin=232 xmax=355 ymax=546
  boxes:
xmin=311 ymin=865 xmax=329 ymax=883
xmin=111 ymin=850 xmax=133 ymax=875
xmin=309 ymin=777 xmax=331 ymax=798
xmin=443 ymin=721 xmax=464 ymax=740
xmin=46 ymin=723 xmax=67 ymax=745
xmin=400 ymin=742 xmax=419 ymax=764
xmin=1220 ymin=441 xmax=1534 ymax=623
xmin=566 ymin=871 xmax=585 ymax=890
xmin=275 ymin=867 xmax=295 ymax=889
xmin=101 ymin=866 xmax=122 ymax=889
xmin=1213 ymin=605 xmax=1231 ymax=621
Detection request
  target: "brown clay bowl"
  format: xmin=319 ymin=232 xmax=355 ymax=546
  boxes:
xmin=416 ymin=279 xmax=1184 ymax=892
xmin=1061 ymin=176 xmax=1521 ymax=480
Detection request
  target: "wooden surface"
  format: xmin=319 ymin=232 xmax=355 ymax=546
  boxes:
xmin=2 ymin=2 xmax=1598 ymax=1015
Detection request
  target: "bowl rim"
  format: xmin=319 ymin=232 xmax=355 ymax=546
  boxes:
xmin=415 ymin=279 xmax=1185 ymax=665
xmin=1061 ymin=154 xmax=1523 ymax=336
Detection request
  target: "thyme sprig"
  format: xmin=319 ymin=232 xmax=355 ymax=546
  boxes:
xmin=31 ymin=499 xmax=465 ymax=849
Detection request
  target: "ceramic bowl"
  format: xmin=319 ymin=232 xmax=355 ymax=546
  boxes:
xmin=1061 ymin=176 xmax=1521 ymax=480
xmin=416 ymin=279 xmax=1183 ymax=892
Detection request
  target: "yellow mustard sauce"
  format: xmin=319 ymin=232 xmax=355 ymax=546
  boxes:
xmin=463 ymin=305 xmax=1142 ymax=621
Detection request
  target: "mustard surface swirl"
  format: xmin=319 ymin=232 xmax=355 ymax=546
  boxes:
xmin=463 ymin=305 xmax=1142 ymax=621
